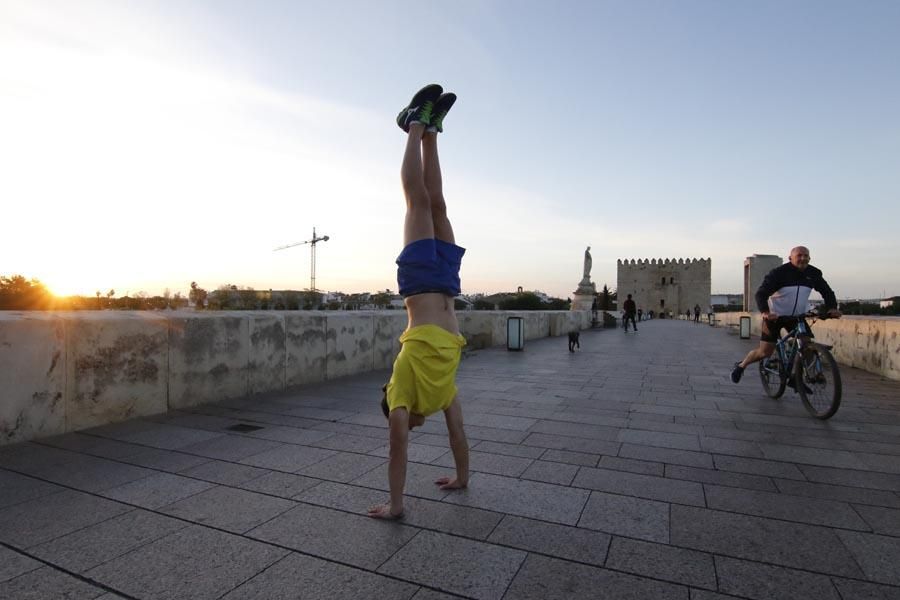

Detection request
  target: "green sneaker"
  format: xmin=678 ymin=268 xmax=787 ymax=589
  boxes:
xmin=396 ymin=84 xmax=443 ymax=132
xmin=428 ymin=92 xmax=457 ymax=133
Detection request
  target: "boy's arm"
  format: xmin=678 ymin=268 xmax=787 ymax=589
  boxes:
xmin=437 ymin=398 xmax=468 ymax=489
xmin=369 ymin=408 xmax=408 ymax=518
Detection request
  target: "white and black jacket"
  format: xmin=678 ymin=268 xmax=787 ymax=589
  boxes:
xmin=755 ymin=263 xmax=837 ymax=316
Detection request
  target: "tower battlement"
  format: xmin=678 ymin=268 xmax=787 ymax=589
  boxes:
xmin=616 ymin=257 xmax=711 ymax=316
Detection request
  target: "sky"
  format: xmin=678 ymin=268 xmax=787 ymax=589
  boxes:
xmin=1 ymin=0 xmax=898 ymax=300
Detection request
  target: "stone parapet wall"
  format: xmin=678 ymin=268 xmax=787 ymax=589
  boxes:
xmin=0 ymin=310 xmax=592 ymax=445
xmin=714 ymin=312 xmax=900 ymax=381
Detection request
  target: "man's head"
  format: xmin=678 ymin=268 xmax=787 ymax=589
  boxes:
xmin=627 ymin=294 xmax=632 ymax=300
xmin=790 ymin=246 xmax=810 ymax=271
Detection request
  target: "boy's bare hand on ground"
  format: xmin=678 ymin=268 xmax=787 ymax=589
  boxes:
xmin=435 ymin=476 xmax=467 ymax=490
xmin=367 ymin=503 xmax=404 ymax=520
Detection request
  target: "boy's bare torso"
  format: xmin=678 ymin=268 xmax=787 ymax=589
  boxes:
xmin=405 ymin=292 xmax=459 ymax=334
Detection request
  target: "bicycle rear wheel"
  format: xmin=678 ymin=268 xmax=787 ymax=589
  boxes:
xmin=759 ymin=357 xmax=786 ymax=399
xmin=796 ymin=345 xmax=842 ymax=419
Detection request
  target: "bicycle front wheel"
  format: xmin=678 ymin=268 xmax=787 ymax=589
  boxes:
xmin=796 ymin=345 xmax=842 ymax=419
xmin=759 ymin=357 xmax=786 ymax=399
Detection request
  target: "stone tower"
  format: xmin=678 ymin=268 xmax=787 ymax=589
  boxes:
xmin=616 ymin=258 xmax=711 ymax=317
xmin=743 ymin=254 xmax=782 ymax=312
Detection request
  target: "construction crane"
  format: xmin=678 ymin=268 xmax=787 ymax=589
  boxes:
xmin=274 ymin=227 xmax=330 ymax=292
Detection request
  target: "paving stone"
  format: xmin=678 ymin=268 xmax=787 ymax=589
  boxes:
xmin=703 ymin=484 xmax=869 ymax=529
xmin=296 ymin=481 xmax=502 ymax=539
xmin=574 ymin=466 xmax=705 ymax=506
xmin=835 ymin=530 xmax=900 ymax=585
xmin=773 ymin=478 xmax=900 ymax=508
xmin=29 ymin=509 xmax=188 ymax=572
xmin=619 ymin=443 xmax=713 ymax=468
xmin=799 ymin=465 xmax=900 ymax=492
xmin=699 ymin=436 xmax=764 ymax=458
xmin=368 ymin=442 xmax=450 ymax=463
xmin=221 ymin=552 xmax=419 ymax=599
xmin=236 ymin=471 xmax=320 ymax=498
xmin=0 ymin=545 xmax=41 ymax=582
xmin=470 ymin=440 xmax=546 ymax=459
xmin=244 ymin=425 xmax=336 ymax=445
xmin=296 ymin=451 xmax=385 ymax=482
xmin=86 ymin=524 xmax=287 ymax=600
xmin=689 ymin=592 xmax=743 ymax=600
xmin=521 ymin=432 xmax=620 ymax=455
xmin=411 ymin=590 xmax=459 ymax=600
xmin=540 ymin=448 xmax=600 ymax=466
xmin=0 ymin=566 xmax=107 ymax=599
xmin=670 ymin=505 xmax=862 ymax=577
xmin=599 ymin=455 xmax=665 ymax=476
xmin=121 ymin=448 xmax=212 ymax=472
xmin=451 ymin=424 xmax=529 ymax=444
xmin=831 ymin=577 xmax=900 ymax=600
xmin=238 ymin=444 xmax=337 ymax=472
xmin=529 ymin=420 xmax=621 ymax=441
xmin=858 ymin=452 xmax=900 ymax=475
xmin=248 ymin=503 xmax=417 ymax=569
xmin=117 ymin=424 xmax=225 ymax=450
xmin=605 ymin=537 xmax=716 ymax=589
xmin=504 ymin=553 xmax=688 ymax=600
xmin=100 ymin=472 xmax=214 ymax=509
xmin=520 ymin=459 xmax=579 ymax=485
xmin=853 ymin=504 xmax=900 ymax=536
xmin=378 ymin=530 xmax=526 ymax=600
xmin=618 ymin=429 xmax=701 ymax=451
xmin=178 ymin=434 xmax=284 ymax=461
xmin=758 ymin=443 xmax=868 ymax=470
xmin=666 ymin=464 xmax=776 ymax=491
xmin=0 ymin=489 xmax=130 ymax=548
xmin=180 ymin=459 xmax=270 ymax=485
xmin=715 ymin=555 xmax=841 ymax=600
xmin=432 ymin=450 xmax=533 ymax=477
xmin=577 ymin=491 xmax=670 ymax=542
xmin=442 ymin=472 xmax=589 ymax=525
xmin=713 ymin=455 xmax=806 ymax=480
xmin=31 ymin=454 xmax=154 ymax=493
xmin=312 ymin=433 xmax=387 ymax=453
xmin=160 ymin=485 xmax=296 ymax=534
xmin=0 ymin=469 xmax=64 ymax=509
xmin=488 ymin=514 xmax=610 ymax=566
xmin=352 ymin=461 xmax=454 ymax=500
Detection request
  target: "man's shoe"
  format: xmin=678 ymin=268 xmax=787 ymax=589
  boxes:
xmin=730 ymin=363 xmax=744 ymax=383
xmin=397 ymin=84 xmax=443 ymax=132
xmin=427 ymin=92 xmax=457 ymax=133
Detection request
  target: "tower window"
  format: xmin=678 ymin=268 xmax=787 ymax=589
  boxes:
xmin=670 ymin=277 xmax=674 ymax=284
xmin=661 ymin=277 xmax=666 ymax=285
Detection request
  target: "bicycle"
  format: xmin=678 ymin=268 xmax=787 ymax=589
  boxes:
xmin=758 ymin=310 xmax=842 ymax=419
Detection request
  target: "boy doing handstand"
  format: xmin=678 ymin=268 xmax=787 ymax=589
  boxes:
xmin=367 ymin=84 xmax=469 ymax=520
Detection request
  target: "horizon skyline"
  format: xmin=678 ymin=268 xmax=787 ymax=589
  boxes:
xmin=2 ymin=1 xmax=898 ymax=301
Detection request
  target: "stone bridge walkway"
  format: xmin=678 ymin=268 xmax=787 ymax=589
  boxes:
xmin=2 ymin=319 xmax=900 ymax=600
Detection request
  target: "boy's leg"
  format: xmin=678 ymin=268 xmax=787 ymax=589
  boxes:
xmin=422 ymin=131 xmax=455 ymax=244
xmin=402 ymin=124 xmax=435 ymax=246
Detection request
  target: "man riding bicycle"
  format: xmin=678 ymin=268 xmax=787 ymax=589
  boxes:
xmin=731 ymin=246 xmax=841 ymax=385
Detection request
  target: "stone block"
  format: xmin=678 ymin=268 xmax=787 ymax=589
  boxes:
xmin=0 ymin=545 xmax=41 ymax=582
xmin=503 ymin=554 xmax=687 ymax=600
xmin=488 ymin=515 xmax=610 ymax=566
xmin=160 ymin=486 xmax=296 ymax=534
xmin=236 ymin=471 xmax=320 ymax=498
xmin=577 ymin=491 xmax=670 ymax=542
xmin=248 ymin=312 xmax=285 ymax=395
xmin=457 ymin=311 xmax=496 ymax=349
xmin=0 ymin=313 xmax=66 ymax=444
xmin=619 ymin=443 xmax=713 ymax=468
xmin=573 ymin=466 xmax=705 ymax=506
xmin=606 ymin=537 xmax=716 ymax=589
xmin=326 ymin=313 xmax=374 ymax=379
xmin=221 ymin=552 xmax=419 ymax=600
xmin=0 ymin=469 xmax=65 ymax=510
xmin=100 ymin=472 xmax=215 ymax=509
xmin=86 ymin=524 xmax=288 ymax=600
xmin=378 ymin=530 xmax=526 ymax=600
xmin=64 ymin=312 xmax=168 ymax=431
xmin=442 ymin=472 xmax=590 ymax=525
xmin=704 ymin=484 xmax=869 ymax=529
xmin=284 ymin=312 xmax=326 ymax=386
xmin=836 ymin=530 xmax=900 ymax=585
xmin=373 ymin=312 xmax=405 ymax=369
xmin=432 ymin=449 xmax=534 ymax=477
xmin=520 ymin=460 xmax=579 ymax=485
xmin=248 ymin=503 xmax=417 ymax=569
xmin=665 ymin=464 xmax=776 ymax=492
xmin=168 ymin=313 xmax=249 ymax=409
xmin=296 ymin=451 xmax=385 ymax=483
xmin=238 ymin=444 xmax=337 ymax=472
xmin=0 ymin=566 xmax=107 ymax=599
xmin=180 ymin=459 xmax=270 ymax=486
xmin=715 ymin=556 xmax=841 ymax=600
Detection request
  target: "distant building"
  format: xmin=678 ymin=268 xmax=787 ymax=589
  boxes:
xmin=710 ymin=294 xmax=743 ymax=309
xmin=880 ymin=296 xmax=900 ymax=309
xmin=743 ymin=254 xmax=782 ymax=312
xmin=617 ymin=258 xmax=711 ymax=318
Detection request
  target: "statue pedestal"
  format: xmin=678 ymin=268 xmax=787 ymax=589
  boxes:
xmin=571 ymin=278 xmax=596 ymax=311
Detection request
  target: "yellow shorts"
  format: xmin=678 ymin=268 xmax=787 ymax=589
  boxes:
xmin=386 ymin=324 xmax=466 ymax=417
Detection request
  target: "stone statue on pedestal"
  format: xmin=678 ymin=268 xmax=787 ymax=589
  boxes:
xmin=583 ymin=246 xmax=592 ymax=280
xmin=572 ymin=245 xmax=596 ymax=311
